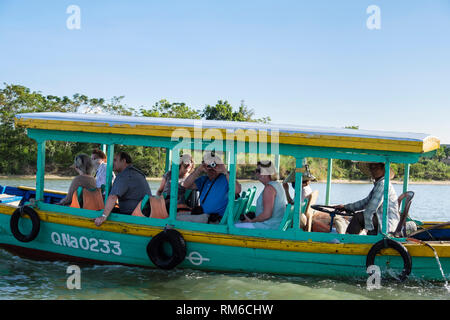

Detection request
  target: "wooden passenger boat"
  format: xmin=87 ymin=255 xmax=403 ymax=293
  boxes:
xmin=0 ymin=112 xmax=449 ymax=282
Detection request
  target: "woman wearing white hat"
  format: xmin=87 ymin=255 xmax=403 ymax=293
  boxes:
xmin=235 ymin=160 xmax=287 ymax=229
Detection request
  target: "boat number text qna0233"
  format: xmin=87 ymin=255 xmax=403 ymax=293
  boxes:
xmin=51 ymin=232 xmax=122 ymax=256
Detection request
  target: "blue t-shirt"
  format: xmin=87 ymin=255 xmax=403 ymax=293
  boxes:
xmin=195 ymin=174 xmax=229 ymax=216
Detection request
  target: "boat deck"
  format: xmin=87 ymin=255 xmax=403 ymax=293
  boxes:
xmin=0 ymin=194 xmax=21 ymax=207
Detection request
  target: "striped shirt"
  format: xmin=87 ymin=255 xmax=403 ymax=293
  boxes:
xmin=344 ymin=177 xmax=399 ymax=232
xmin=95 ymin=162 xmax=115 ymax=189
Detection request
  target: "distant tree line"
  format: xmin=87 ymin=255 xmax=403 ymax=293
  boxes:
xmin=0 ymin=83 xmax=269 ymax=177
xmin=1 ymin=83 xmax=449 ymax=181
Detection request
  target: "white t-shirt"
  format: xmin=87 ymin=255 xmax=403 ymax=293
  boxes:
xmin=95 ymin=162 xmax=115 ymax=188
xmin=302 ymin=185 xmax=312 ymax=202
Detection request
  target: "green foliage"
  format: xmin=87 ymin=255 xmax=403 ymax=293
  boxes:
xmin=202 ymin=100 xmax=270 ymax=123
xmin=0 ymin=84 xmax=271 ymax=177
xmin=0 ymin=83 xmax=448 ymax=181
xmin=140 ymin=99 xmax=201 ymax=119
xmin=410 ymin=158 xmax=450 ymax=181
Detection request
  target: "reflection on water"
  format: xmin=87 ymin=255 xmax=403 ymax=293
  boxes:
xmin=1 ymin=177 xmax=450 ymax=299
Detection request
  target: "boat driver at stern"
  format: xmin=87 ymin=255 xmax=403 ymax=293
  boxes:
xmin=333 ymin=162 xmax=399 ymax=235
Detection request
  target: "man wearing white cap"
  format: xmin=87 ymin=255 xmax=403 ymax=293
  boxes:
xmin=180 ymin=151 xmax=242 ymax=223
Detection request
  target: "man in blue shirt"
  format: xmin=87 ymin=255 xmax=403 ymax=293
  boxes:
xmin=179 ymin=151 xmax=241 ymax=223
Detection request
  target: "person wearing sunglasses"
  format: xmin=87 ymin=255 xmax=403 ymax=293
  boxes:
xmin=179 ymin=151 xmax=242 ymax=224
xmin=156 ymin=153 xmax=195 ymax=211
xmin=235 ymin=160 xmax=287 ymax=229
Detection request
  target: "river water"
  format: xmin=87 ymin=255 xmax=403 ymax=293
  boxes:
xmin=1 ymin=178 xmax=450 ymax=300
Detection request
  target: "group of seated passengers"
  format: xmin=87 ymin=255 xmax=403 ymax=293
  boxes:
xmin=235 ymin=160 xmax=399 ymax=235
xmin=286 ymin=161 xmax=399 ymax=235
xmin=60 ymin=148 xmax=400 ymax=234
xmin=284 ymin=161 xmax=399 ymax=235
xmin=59 ymin=150 xmax=151 ymax=227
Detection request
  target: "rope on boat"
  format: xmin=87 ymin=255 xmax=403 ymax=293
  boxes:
xmin=408 ymin=222 xmax=450 ymax=238
xmin=28 ymin=198 xmax=37 ymax=208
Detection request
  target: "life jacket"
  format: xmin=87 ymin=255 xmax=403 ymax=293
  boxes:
xmin=70 ymin=187 xmax=105 ymax=211
xmin=132 ymin=195 xmax=168 ymax=219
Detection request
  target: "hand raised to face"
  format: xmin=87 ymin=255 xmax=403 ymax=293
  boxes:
xmin=214 ymin=163 xmax=227 ymax=174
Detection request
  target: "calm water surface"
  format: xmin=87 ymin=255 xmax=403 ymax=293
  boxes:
xmin=1 ymin=178 xmax=450 ymax=300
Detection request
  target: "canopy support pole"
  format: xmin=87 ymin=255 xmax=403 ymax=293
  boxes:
xmin=275 ymin=154 xmax=280 ymax=175
xmin=36 ymin=140 xmax=46 ymax=202
xmin=227 ymin=151 xmax=237 ymax=228
xmin=402 ymin=163 xmax=410 ymax=212
xmin=169 ymin=148 xmax=180 ymax=221
xmin=104 ymin=144 xmax=115 ymax=200
xmin=382 ymin=161 xmax=391 ymax=234
xmin=293 ymin=157 xmax=304 ymax=229
xmin=325 ymin=158 xmax=333 ymax=205
xmin=165 ymin=148 xmax=172 ymax=173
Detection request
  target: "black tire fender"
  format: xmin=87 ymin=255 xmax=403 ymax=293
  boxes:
xmin=10 ymin=206 xmax=41 ymax=242
xmin=366 ymin=238 xmax=412 ymax=282
xmin=147 ymin=229 xmax=187 ymax=270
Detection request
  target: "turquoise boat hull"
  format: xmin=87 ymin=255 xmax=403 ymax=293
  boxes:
xmin=1 ymin=202 xmax=450 ymax=282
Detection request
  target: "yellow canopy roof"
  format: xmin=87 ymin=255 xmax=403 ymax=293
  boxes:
xmin=15 ymin=112 xmax=440 ymax=154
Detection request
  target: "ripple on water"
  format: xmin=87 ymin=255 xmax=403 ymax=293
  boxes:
xmin=2 ymin=249 xmax=450 ymax=299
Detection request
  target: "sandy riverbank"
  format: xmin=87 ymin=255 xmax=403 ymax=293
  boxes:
xmin=1 ymin=175 xmax=450 ymax=185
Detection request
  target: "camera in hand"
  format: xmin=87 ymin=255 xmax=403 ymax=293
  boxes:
xmin=207 ymin=162 xmax=217 ymax=168
xmin=239 ymin=211 xmax=256 ymax=221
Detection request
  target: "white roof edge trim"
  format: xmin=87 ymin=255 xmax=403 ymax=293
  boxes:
xmin=16 ymin=112 xmax=435 ymax=142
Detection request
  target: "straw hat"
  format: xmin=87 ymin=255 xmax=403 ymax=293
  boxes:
xmin=283 ymin=168 xmax=317 ymax=184
xmin=356 ymin=162 xmax=395 ymax=179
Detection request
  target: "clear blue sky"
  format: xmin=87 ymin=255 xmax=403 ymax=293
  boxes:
xmin=1 ymin=0 xmax=449 ymax=143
